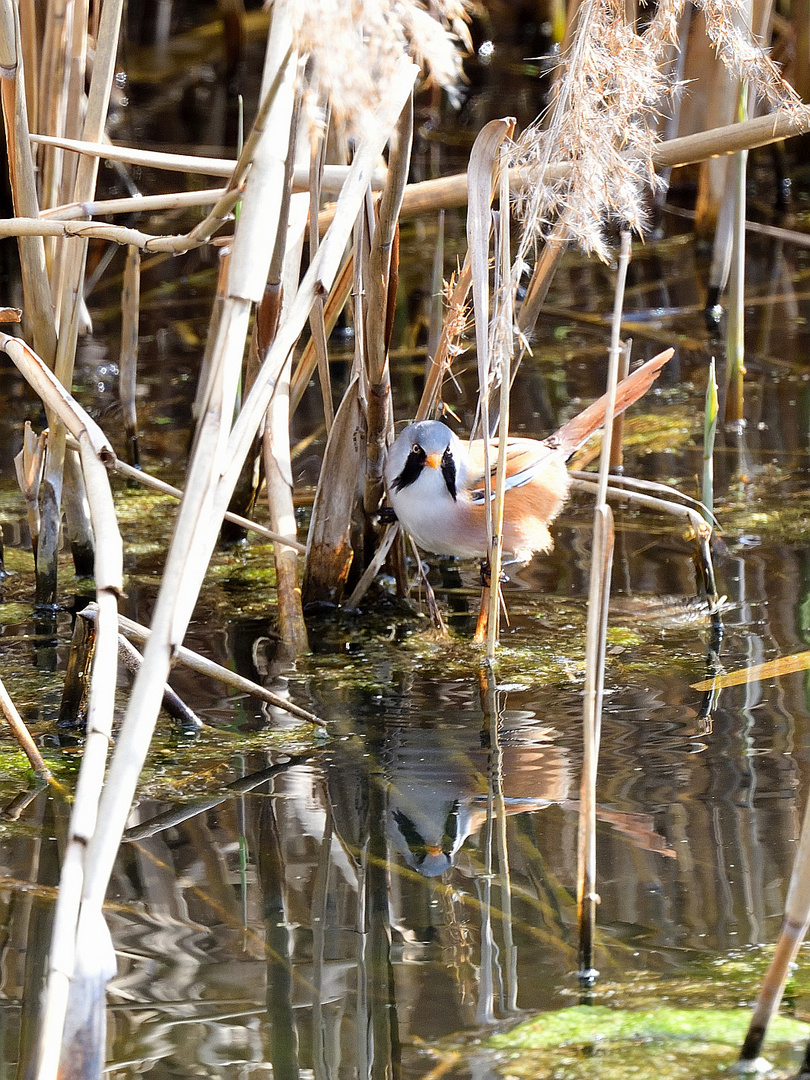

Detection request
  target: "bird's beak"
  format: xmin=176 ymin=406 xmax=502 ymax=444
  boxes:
xmin=425 ymin=452 xmax=442 ymax=470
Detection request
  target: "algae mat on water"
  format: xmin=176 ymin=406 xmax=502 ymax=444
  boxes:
xmin=483 ymin=1005 xmax=809 ymax=1079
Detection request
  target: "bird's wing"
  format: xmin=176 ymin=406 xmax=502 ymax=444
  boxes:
xmin=467 ymin=437 xmax=561 ymax=503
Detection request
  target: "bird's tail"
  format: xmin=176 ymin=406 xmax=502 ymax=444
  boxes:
xmin=553 ymin=347 xmax=674 ymax=459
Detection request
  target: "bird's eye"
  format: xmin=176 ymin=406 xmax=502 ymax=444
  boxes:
xmin=412 ymin=443 xmax=423 ymax=456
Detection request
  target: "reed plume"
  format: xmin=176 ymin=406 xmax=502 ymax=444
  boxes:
xmin=271 ymin=0 xmax=472 ymax=135
xmin=512 ymin=0 xmax=809 ymax=264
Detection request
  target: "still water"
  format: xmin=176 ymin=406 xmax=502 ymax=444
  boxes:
xmin=2 ymin=6 xmax=810 ymax=1079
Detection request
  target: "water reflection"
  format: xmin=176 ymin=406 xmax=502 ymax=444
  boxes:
xmin=0 ymin=623 xmax=782 ymax=1077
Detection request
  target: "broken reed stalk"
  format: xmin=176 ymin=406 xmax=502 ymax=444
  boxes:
xmin=41 ymin=186 xmax=229 ymax=220
xmin=90 ymin=447 xmax=306 ymax=552
xmin=13 ymin=421 xmax=45 ymax=558
xmin=576 ymin=230 xmax=631 ymax=988
xmin=114 ymin=634 xmax=202 ymax=732
xmin=0 ymin=676 xmax=52 ymax=780
xmin=36 ymin=60 xmax=419 ymax=1080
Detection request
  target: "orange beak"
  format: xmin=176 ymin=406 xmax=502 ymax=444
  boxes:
xmin=425 ymin=452 xmax=442 ymax=470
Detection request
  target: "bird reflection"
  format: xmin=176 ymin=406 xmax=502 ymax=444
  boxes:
xmin=382 ymin=714 xmax=571 ymax=876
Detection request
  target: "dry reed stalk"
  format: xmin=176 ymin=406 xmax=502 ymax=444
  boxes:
xmin=0 ymin=334 xmax=122 ymax=1080
xmin=263 ymin=185 xmax=310 ymax=650
xmin=289 ymin=249 xmax=353 ymax=415
xmin=465 ymin=119 xmax=513 ymax=646
xmin=242 ymin=38 xmax=309 ymax=656
xmin=17 ymin=0 xmax=36 ymax=130
xmin=484 ymin=151 xmax=515 ymax=660
xmin=690 ymin=11 xmax=742 ymax=233
xmin=576 ymin=230 xmax=631 ymax=985
xmin=0 ymin=676 xmax=52 ymax=780
xmin=37 ymin=0 xmax=124 ymax=607
xmin=36 ymin=0 xmax=69 ymax=239
xmin=739 ymin=787 xmax=810 ymax=1065
xmin=363 ymin=95 xmax=413 ymax=519
xmin=43 ymin=186 xmax=229 ymax=219
xmin=13 ymin=422 xmax=45 ymax=558
xmin=307 ymin=99 xmax=335 ymax=433
xmin=0 ymin=0 xmax=58 ymax=367
xmin=119 ymin=246 xmax=141 ymax=465
xmin=317 ymin=107 xmax=810 ymax=238
xmin=31 ymin=132 xmax=389 ymax=191
xmin=55 ymin=49 xmax=417 ymax=1077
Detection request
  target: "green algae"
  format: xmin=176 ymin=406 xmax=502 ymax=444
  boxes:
xmin=488 ymin=1005 xmax=808 ymax=1051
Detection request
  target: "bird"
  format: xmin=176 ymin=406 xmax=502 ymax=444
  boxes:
xmin=384 ymin=348 xmax=673 ymax=564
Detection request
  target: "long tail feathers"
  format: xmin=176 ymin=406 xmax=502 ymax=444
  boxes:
xmin=553 ymin=347 xmax=674 ymax=458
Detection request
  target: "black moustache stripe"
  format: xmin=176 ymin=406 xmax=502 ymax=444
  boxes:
xmin=392 ymin=447 xmax=425 ymax=492
xmin=441 ymin=450 xmax=457 ymax=500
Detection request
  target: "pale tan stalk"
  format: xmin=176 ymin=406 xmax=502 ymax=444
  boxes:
xmin=237 ymin=28 xmax=309 ymax=656
xmin=17 ymin=0 xmax=36 ymax=131
xmin=0 ymin=337 xmax=122 ymax=1080
xmin=485 ymin=149 xmax=514 ymax=660
xmin=307 ymin=99 xmax=334 ymax=432
xmin=37 ymin=0 xmax=69 ymax=233
xmin=739 ymin=789 xmax=810 ymax=1064
xmin=364 ymin=94 xmax=413 ymax=517
xmin=264 ymin=180 xmax=310 ymax=653
xmin=576 ymin=231 xmax=631 ymax=981
xmin=692 ymin=13 xmax=740 ymax=232
xmin=57 ymin=0 xmax=88 ymax=209
xmin=0 ymin=676 xmax=52 ymax=779
xmin=43 ymin=187 xmax=229 ymax=219
xmin=31 ymin=132 xmax=388 ymax=191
